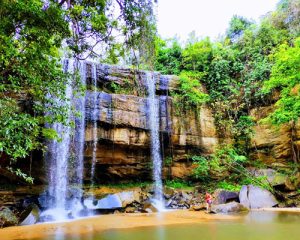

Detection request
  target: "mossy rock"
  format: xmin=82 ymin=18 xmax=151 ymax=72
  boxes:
xmin=0 ymin=207 xmax=18 ymax=227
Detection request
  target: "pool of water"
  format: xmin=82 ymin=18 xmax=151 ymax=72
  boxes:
xmin=35 ymin=211 xmax=300 ymax=240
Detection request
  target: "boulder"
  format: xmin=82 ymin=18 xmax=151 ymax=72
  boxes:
xmin=142 ymin=202 xmax=159 ymax=213
xmin=181 ymin=191 xmax=193 ymax=202
xmin=84 ymin=190 xmax=141 ymax=210
xmin=125 ymin=207 xmax=136 ymax=213
xmin=117 ymin=190 xmax=141 ymax=207
xmin=211 ymin=202 xmax=248 ymax=214
xmin=84 ymin=194 xmax=122 ymax=209
xmin=165 ymin=191 xmax=191 ymax=209
xmin=213 ymin=189 xmax=239 ymax=205
xmin=19 ymin=204 xmax=40 ymax=226
xmin=189 ymin=204 xmax=206 ymax=211
xmin=239 ymin=186 xmax=251 ymax=208
xmin=0 ymin=207 xmax=18 ymax=227
xmin=239 ymin=185 xmax=278 ymax=209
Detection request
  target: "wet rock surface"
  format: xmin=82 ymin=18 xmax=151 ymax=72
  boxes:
xmin=19 ymin=204 xmax=40 ymax=226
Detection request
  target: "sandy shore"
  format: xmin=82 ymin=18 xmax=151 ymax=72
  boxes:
xmin=0 ymin=210 xmax=238 ymax=240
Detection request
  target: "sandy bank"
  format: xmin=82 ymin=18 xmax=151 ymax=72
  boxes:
xmin=0 ymin=210 xmax=238 ymax=240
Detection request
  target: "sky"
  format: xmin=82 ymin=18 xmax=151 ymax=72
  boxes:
xmin=156 ymin=0 xmax=279 ymax=41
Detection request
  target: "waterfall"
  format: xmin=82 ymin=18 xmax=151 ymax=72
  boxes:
xmin=90 ymin=63 xmax=98 ymax=188
xmin=42 ymin=59 xmax=74 ymax=221
xmin=145 ymin=72 xmax=165 ymax=210
xmin=42 ymin=59 xmax=86 ymax=221
xmin=70 ymin=61 xmax=86 ymax=215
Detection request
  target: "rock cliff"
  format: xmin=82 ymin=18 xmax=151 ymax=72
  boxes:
xmin=249 ymin=106 xmax=300 ymax=167
xmin=82 ymin=63 xmax=300 ymax=182
xmin=83 ymin=63 xmax=218 ymax=182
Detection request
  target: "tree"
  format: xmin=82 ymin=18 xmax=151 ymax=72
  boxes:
xmin=58 ymin=0 xmax=157 ymax=66
xmin=182 ymin=37 xmax=212 ymax=72
xmin=226 ymin=15 xmax=253 ymax=42
xmin=154 ymin=37 xmax=182 ymax=75
xmin=263 ymin=38 xmax=300 ymax=125
xmin=0 ymin=0 xmax=157 ymax=181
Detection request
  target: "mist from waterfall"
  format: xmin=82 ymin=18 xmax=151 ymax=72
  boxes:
xmin=145 ymin=72 xmax=165 ymax=210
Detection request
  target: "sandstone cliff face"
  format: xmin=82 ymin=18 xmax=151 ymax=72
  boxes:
xmin=249 ymin=106 xmax=300 ymax=167
xmin=83 ymin=64 xmax=219 ymax=181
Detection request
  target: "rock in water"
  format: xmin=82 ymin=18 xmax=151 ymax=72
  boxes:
xmin=211 ymin=202 xmax=249 ymax=214
xmin=0 ymin=207 xmax=18 ymax=227
xmin=239 ymin=185 xmax=278 ymax=209
xmin=19 ymin=204 xmax=40 ymax=226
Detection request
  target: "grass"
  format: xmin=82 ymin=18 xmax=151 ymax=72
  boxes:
xmin=216 ymin=181 xmax=242 ymax=192
xmin=84 ymin=182 xmax=152 ymax=190
xmin=164 ymin=180 xmax=194 ymax=190
xmin=84 ymin=180 xmax=195 ymax=191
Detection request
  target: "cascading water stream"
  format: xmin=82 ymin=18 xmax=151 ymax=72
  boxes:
xmin=42 ymin=59 xmax=86 ymax=221
xmin=42 ymin=59 xmax=74 ymax=221
xmin=70 ymin=61 xmax=87 ymax=215
xmin=90 ymin=64 xmax=98 ymax=188
xmin=145 ymin=72 xmax=165 ymax=210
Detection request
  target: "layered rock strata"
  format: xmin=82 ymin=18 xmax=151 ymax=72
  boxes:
xmin=249 ymin=106 xmax=300 ymax=167
xmin=83 ymin=64 xmax=218 ymax=181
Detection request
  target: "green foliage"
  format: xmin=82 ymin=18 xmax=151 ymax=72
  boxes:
xmin=226 ymin=15 xmax=253 ymax=42
xmin=217 ymin=181 xmax=242 ymax=191
xmin=6 ymin=167 xmax=34 ymax=184
xmin=0 ymin=1 xmax=69 ymax=165
xmin=178 ymin=71 xmax=210 ymax=105
xmin=89 ymin=182 xmax=151 ymax=190
xmin=262 ymin=37 xmax=300 ymax=124
xmin=192 ymin=145 xmax=247 ymax=180
xmin=192 ymin=145 xmax=274 ymax=192
xmin=165 ymin=180 xmax=192 ymax=189
xmin=172 ymin=71 xmax=209 ymax=114
xmin=182 ymin=37 xmax=213 ymax=72
xmin=164 ymin=156 xmax=173 ymax=167
xmin=154 ymin=37 xmax=182 ymax=75
xmin=0 ymin=105 xmax=39 ymax=160
xmin=192 ymin=155 xmax=210 ymax=180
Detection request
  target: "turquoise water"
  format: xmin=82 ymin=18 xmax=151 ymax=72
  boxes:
xmin=37 ymin=211 xmax=300 ymax=240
